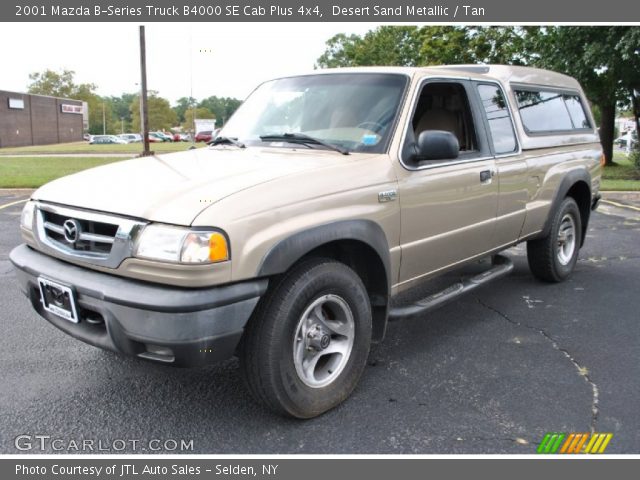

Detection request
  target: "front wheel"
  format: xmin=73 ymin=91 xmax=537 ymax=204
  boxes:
xmin=239 ymin=258 xmax=372 ymax=418
xmin=527 ymin=196 xmax=582 ymax=282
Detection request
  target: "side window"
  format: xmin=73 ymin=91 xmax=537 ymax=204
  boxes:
xmin=562 ymin=95 xmax=591 ymax=129
xmin=477 ymin=83 xmax=517 ymax=154
xmin=408 ymin=82 xmax=478 ymax=163
xmin=514 ymin=89 xmax=591 ymax=133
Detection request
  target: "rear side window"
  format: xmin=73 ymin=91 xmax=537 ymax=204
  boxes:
xmin=514 ymin=89 xmax=591 ymax=133
xmin=562 ymin=95 xmax=590 ymax=129
xmin=477 ymin=83 xmax=517 ymax=154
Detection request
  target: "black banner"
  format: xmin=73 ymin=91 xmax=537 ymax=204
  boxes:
xmin=4 ymin=459 xmax=640 ymax=480
xmin=4 ymin=0 xmax=640 ymax=22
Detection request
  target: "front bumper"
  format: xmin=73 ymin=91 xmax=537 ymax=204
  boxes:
xmin=10 ymin=244 xmax=267 ymax=367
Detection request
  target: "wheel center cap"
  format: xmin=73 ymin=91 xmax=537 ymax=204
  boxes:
xmin=319 ymin=334 xmax=331 ymax=350
xmin=307 ymin=325 xmax=331 ymax=351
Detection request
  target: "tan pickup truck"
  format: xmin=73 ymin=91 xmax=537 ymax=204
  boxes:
xmin=11 ymin=65 xmax=602 ymax=418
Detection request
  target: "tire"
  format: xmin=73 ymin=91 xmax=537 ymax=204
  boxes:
xmin=527 ymin=196 xmax=582 ymax=282
xmin=239 ymin=258 xmax=372 ymax=418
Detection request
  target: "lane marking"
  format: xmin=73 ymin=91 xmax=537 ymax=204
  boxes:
xmin=601 ymin=199 xmax=640 ymax=212
xmin=0 ymin=198 xmax=28 ymax=210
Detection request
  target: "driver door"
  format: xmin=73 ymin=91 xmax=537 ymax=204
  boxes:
xmin=394 ymin=78 xmax=499 ymax=288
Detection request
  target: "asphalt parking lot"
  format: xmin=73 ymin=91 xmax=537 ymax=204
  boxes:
xmin=0 ymin=190 xmax=638 ymax=454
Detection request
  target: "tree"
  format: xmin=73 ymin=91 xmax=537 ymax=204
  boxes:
xmin=173 ymin=96 xmax=196 ymax=124
xmin=87 ymin=99 xmax=119 ymax=135
xmin=316 ymin=26 xmax=531 ymax=69
xmin=315 ymin=33 xmax=363 ymax=68
xmin=316 ymin=27 xmax=425 ymax=68
xmin=198 ymin=96 xmax=242 ymax=127
xmin=616 ymin=28 xmax=640 ymax=136
xmin=130 ymin=93 xmax=178 ymax=132
xmin=418 ymin=27 xmax=476 ymax=65
xmin=107 ymin=93 xmax=136 ymax=133
xmin=27 ymin=69 xmax=96 ymax=98
xmin=462 ymin=27 xmax=532 ymax=65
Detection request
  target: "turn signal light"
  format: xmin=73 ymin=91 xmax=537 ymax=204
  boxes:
xmin=208 ymin=232 xmax=229 ymax=263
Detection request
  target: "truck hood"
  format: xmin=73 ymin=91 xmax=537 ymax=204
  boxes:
xmin=32 ymin=147 xmax=350 ymax=225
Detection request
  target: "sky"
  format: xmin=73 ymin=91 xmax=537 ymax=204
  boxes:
xmin=0 ymin=23 xmax=379 ymax=103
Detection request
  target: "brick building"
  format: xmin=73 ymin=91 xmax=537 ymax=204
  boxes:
xmin=0 ymin=90 xmax=85 ymax=148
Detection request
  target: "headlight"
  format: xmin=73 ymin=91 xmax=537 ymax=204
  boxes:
xmin=20 ymin=201 xmax=36 ymax=230
xmin=135 ymin=224 xmax=229 ymax=264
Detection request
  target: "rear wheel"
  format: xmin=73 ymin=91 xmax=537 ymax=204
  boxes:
xmin=527 ymin=197 xmax=582 ymax=282
xmin=240 ymin=258 xmax=372 ymax=418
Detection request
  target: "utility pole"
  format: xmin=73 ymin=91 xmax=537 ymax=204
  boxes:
xmin=139 ymin=25 xmax=151 ymax=156
xmin=190 ymin=35 xmax=196 ymax=146
xmin=102 ymin=102 xmax=106 ymax=135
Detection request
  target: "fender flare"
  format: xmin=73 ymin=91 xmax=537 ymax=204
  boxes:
xmin=540 ymin=168 xmax=592 ymax=242
xmin=256 ymin=219 xmax=391 ymax=290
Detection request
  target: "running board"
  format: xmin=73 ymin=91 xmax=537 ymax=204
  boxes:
xmin=388 ymin=254 xmax=514 ymax=321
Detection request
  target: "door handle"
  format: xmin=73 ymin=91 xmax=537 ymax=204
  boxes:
xmin=480 ymin=170 xmax=495 ymax=184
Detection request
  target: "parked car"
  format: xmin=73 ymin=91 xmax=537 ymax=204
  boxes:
xmin=118 ymin=134 xmax=142 ymax=143
xmin=83 ymin=134 xmax=91 ymax=142
xmin=89 ymin=135 xmax=127 ymax=145
xmin=614 ymin=132 xmax=637 ymax=149
xmin=195 ymin=130 xmax=213 ymax=142
xmin=170 ymin=132 xmax=190 ymax=142
xmin=158 ymin=132 xmax=174 ymax=142
xmin=11 ymin=65 xmax=602 ymax=419
xmin=147 ymin=132 xmax=168 ymax=142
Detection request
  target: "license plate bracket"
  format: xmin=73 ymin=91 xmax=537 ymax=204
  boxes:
xmin=37 ymin=277 xmax=79 ymax=323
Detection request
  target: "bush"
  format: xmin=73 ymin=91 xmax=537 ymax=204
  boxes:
xmin=631 ymin=145 xmax=640 ymax=170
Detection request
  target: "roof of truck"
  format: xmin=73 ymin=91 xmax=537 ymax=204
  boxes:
xmin=309 ymin=65 xmax=582 ymax=91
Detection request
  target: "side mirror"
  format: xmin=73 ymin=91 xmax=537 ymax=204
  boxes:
xmin=415 ymin=130 xmax=459 ymax=161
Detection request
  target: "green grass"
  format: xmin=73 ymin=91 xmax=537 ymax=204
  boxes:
xmin=0 ymin=157 xmax=126 ymax=188
xmin=600 ymin=179 xmax=640 ymax=191
xmin=602 ymin=152 xmax=640 ymax=191
xmin=0 ymin=141 xmax=205 ymax=155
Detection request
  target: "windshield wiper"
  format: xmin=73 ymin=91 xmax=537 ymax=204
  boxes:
xmin=208 ymin=136 xmax=246 ymax=148
xmin=259 ymin=132 xmax=349 ymax=155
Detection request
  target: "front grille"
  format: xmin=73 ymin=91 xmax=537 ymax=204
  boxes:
xmin=42 ymin=209 xmax=118 ymax=254
xmin=34 ymin=203 xmax=146 ymax=269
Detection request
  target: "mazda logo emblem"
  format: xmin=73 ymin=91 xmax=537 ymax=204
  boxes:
xmin=63 ymin=219 xmax=82 ymax=243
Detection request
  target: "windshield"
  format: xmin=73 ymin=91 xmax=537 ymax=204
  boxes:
xmin=221 ymin=73 xmax=408 ymax=154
